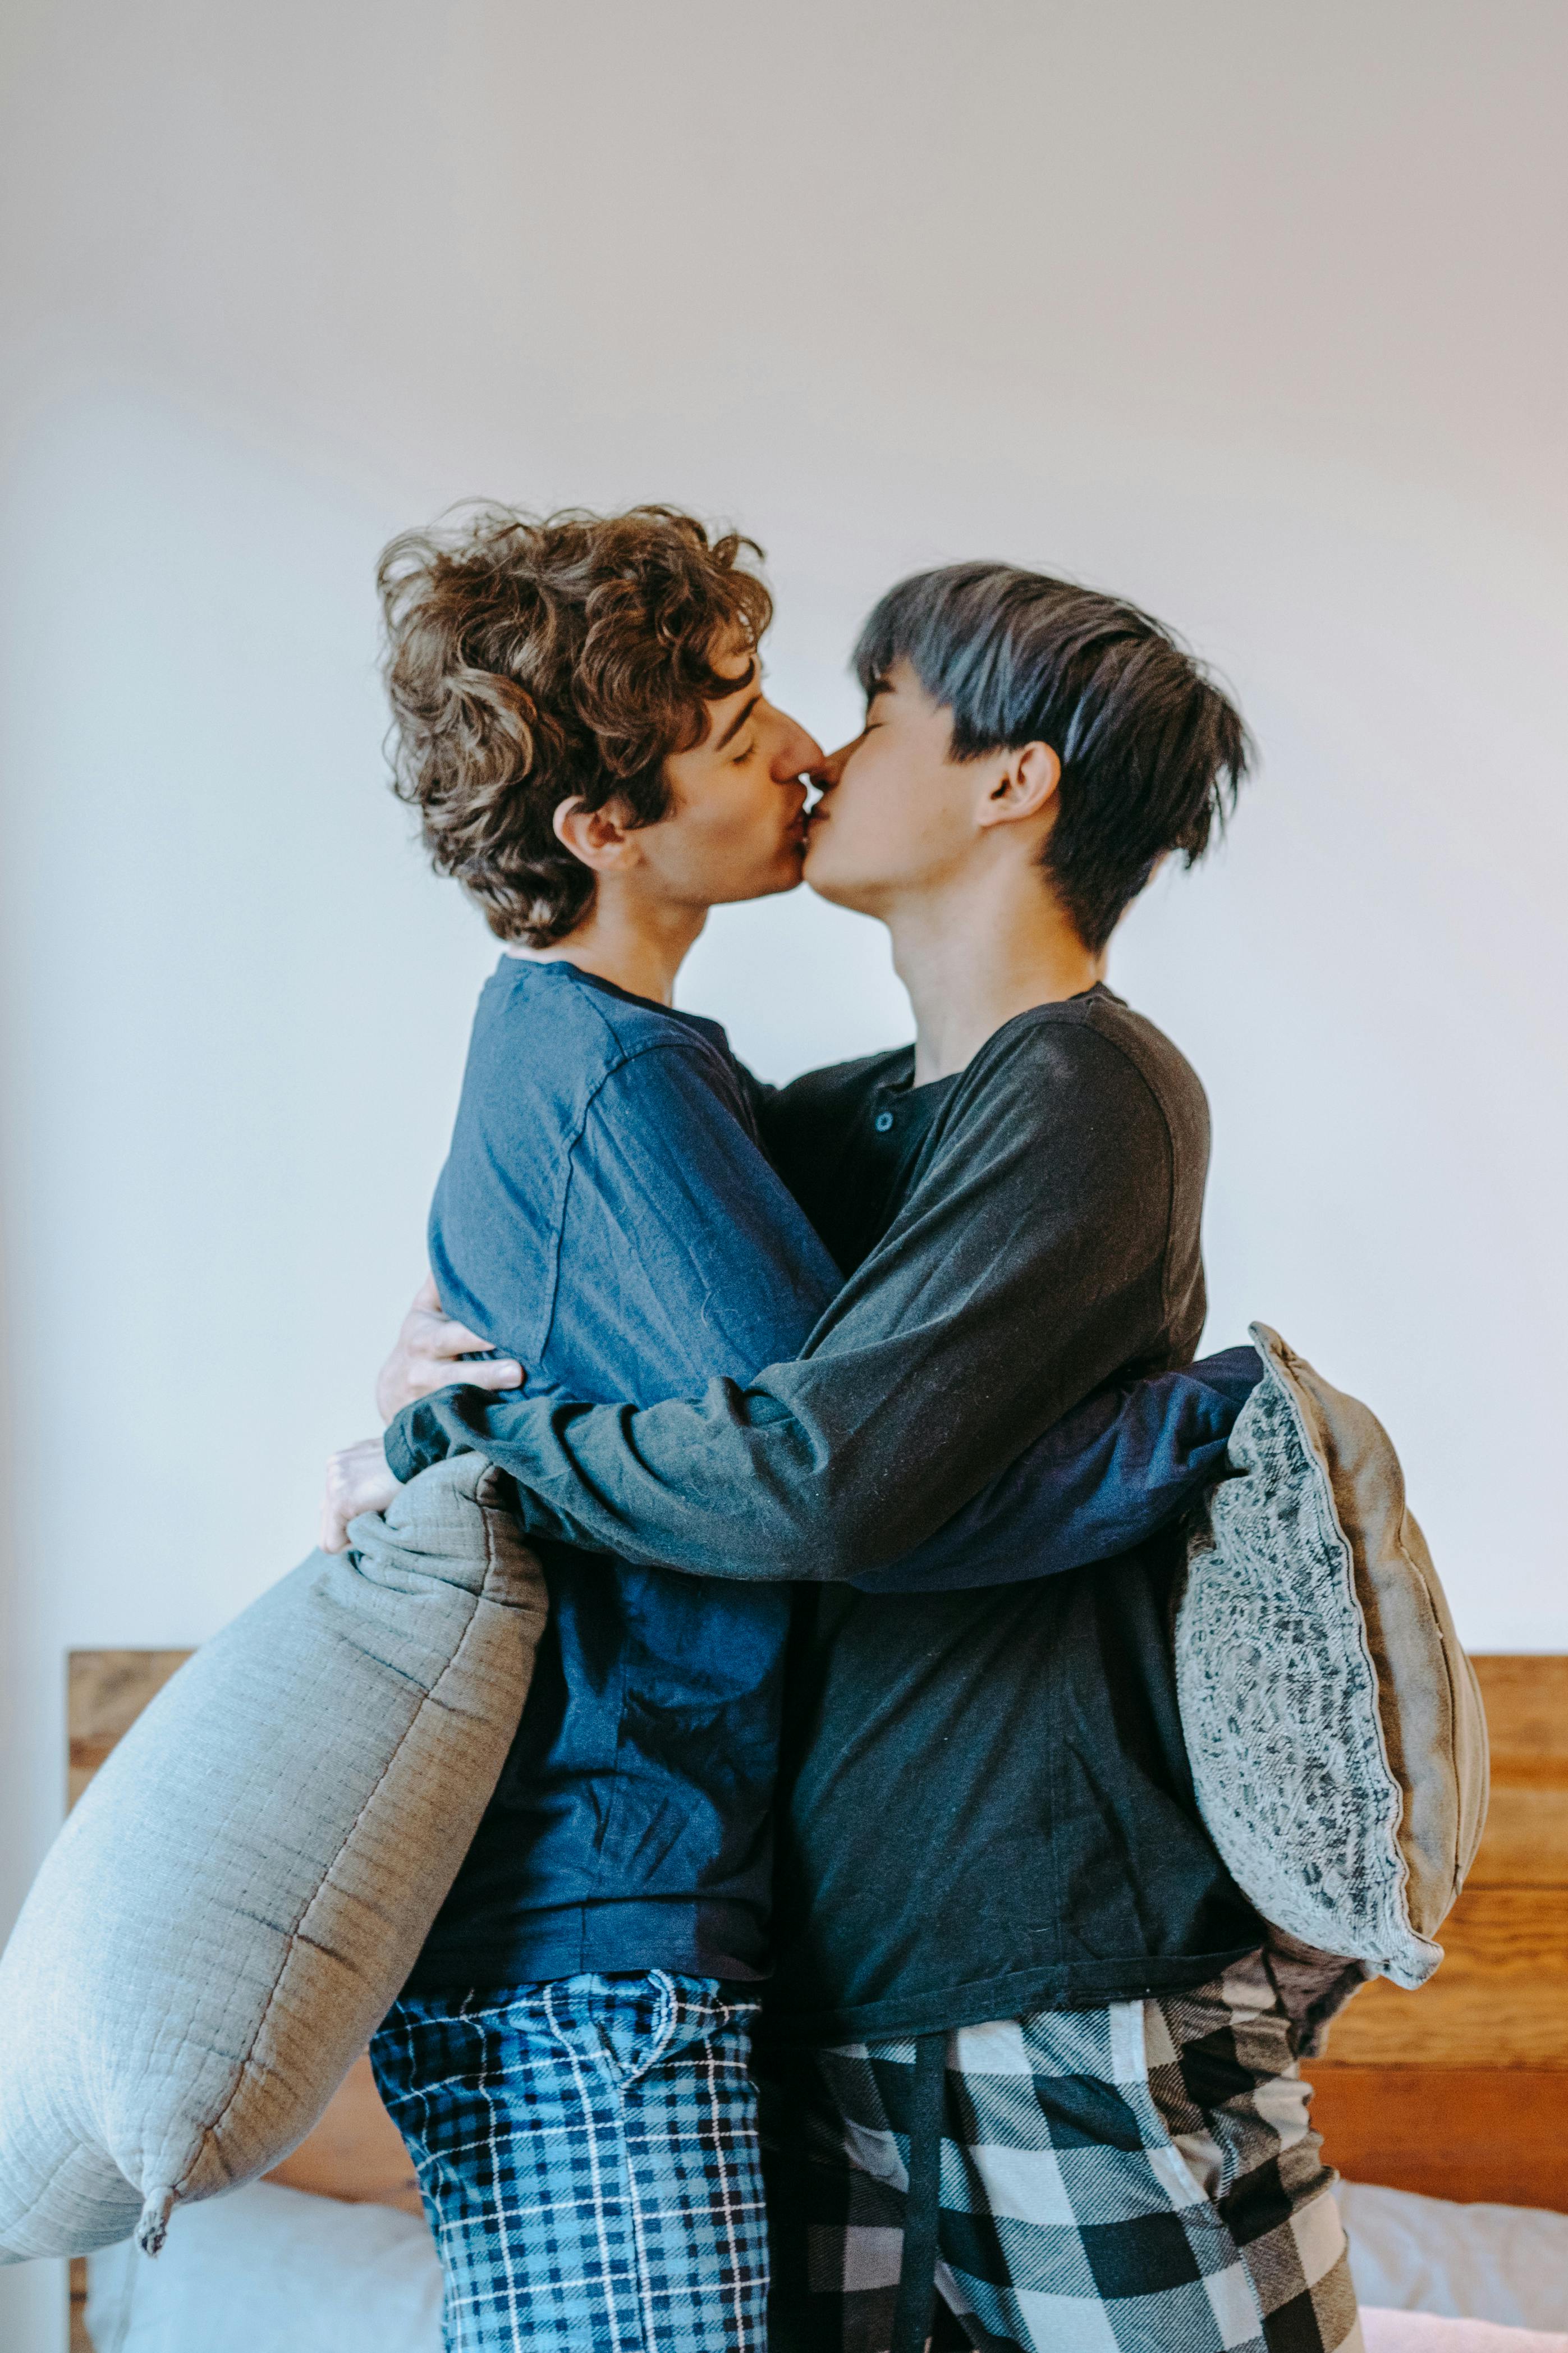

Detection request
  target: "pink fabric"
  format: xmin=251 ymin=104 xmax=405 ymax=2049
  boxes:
xmin=1362 ymin=2310 xmax=1568 ymax=2352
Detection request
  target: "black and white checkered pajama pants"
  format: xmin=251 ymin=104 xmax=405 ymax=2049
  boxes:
xmin=758 ymin=1951 xmax=1362 ymax=2353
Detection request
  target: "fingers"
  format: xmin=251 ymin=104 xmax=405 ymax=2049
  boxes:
xmin=378 ymin=1346 xmax=522 ymax=1421
xmin=320 ymin=1438 xmax=396 ymax=1555
xmin=320 ymin=1457 xmax=356 ymax=1553
xmin=413 ymin=1271 xmax=443 ymax=1313
xmin=320 ymin=1478 xmax=354 ymax=1551
xmin=432 ymin=1318 xmax=492 ymax=1357
xmin=398 ymin=1353 xmax=521 ymax=1402
xmin=447 ymin=1355 xmax=522 ymax=1393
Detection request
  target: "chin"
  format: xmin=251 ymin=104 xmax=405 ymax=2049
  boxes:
xmin=728 ymin=852 xmax=806 ymax=905
xmin=801 ymin=846 xmax=856 ymax=909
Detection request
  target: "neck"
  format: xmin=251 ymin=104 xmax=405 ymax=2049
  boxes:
xmin=513 ymin=888 xmax=707 ymax=1008
xmin=884 ymin=859 xmax=1105 ymax=1085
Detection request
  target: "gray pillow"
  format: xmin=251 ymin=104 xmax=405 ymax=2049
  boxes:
xmin=0 ymin=1457 xmax=547 ymax=2265
xmin=1177 ymin=1323 xmax=1488 ymax=1989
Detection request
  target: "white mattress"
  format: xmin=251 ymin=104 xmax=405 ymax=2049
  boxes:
xmin=1363 ymin=2318 xmax=1568 ymax=2351
xmin=86 ymin=2181 xmax=442 ymax=2353
xmin=85 ymin=2174 xmax=1568 ymax=2351
xmin=1338 ymin=2181 xmax=1568 ymax=2334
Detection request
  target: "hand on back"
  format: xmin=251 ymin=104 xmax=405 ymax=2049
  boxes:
xmin=375 ymin=1273 xmax=523 ymax=1422
xmin=318 ymin=1277 xmax=525 ymax=1553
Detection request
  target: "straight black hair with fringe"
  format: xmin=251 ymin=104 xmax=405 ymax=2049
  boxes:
xmin=854 ymin=562 xmax=1253 ymax=951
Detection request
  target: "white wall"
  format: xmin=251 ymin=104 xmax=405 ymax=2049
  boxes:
xmin=3 ymin=4 xmax=1566 ymax=2336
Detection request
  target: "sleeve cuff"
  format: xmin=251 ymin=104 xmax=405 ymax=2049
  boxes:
xmin=384 ymin=1411 xmax=425 ymax=1484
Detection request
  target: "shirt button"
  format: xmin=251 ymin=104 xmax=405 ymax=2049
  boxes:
xmin=874 ymin=1110 xmax=895 ymax=1133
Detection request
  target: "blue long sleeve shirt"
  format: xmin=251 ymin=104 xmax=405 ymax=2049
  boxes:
xmin=409 ymin=957 xmax=841 ymax=1990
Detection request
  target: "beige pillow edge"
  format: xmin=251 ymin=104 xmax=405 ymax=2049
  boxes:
xmin=1253 ymin=1325 xmax=1487 ymax=1946
xmin=1396 ymin=1507 xmax=1491 ymax=1906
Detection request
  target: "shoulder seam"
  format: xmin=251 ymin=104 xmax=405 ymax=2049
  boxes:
xmin=1074 ymin=1013 xmax=1184 ymax=1342
xmin=580 ymin=1033 xmax=728 ymax=1113
xmin=513 ymin=962 xmax=723 ymax=1067
xmin=542 ymin=1039 xmax=732 ymax=1370
xmin=569 ymin=1033 xmax=741 ymax=1174
xmin=970 ymin=1009 xmax=1182 ymax=1335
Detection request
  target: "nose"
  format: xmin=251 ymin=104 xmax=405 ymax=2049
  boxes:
xmin=769 ymin=709 xmax=824 ymax=782
xmin=809 ymin=736 xmax=860 ymax=791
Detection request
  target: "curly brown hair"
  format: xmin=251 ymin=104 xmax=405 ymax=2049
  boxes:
xmin=378 ymin=504 xmax=774 ymax=944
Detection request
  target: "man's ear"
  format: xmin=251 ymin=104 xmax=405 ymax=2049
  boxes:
xmin=975 ymin=741 xmax=1062 ymax=832
xmin=552 ymin=795 xmax=641 ymax=872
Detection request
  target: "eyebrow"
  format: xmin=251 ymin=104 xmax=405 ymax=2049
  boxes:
xmin=713 ymin=689 xmax=761 ymax=751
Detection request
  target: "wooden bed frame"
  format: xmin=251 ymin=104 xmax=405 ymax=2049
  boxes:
xmin=1309 ymin=1654 xmax=1568 ymax=2212
xmin=63 ymin=1649 xmax=1568 ymax=2349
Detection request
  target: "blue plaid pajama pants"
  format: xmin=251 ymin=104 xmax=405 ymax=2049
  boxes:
xmin=369 ymin=1972 xmax=767 ymax=2352
xmin=758 ymin=1951 xmax=1363 ymax=2353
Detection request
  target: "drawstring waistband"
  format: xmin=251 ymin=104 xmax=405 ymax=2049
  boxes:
xmin=891 ymin=2029 xmax=946 ymax=2353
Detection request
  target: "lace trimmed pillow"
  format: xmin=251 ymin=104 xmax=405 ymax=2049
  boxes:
xmin=1176 ymin=1324 xmax=1488 ymax=1989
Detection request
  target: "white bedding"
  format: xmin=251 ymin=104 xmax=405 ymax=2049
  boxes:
xmin=86 ymin=2181 xmax=442 ymax=2353
xmin=1339 ymin=2181 xmax=1568 ymax=2334
xmin=1363 ymin=2318 xmax=1568 ymax=2351
xmin=85 ymin=2174 xmax=1568 ymax=2352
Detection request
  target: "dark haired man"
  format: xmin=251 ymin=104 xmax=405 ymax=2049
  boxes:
xmin=336 ymin=557 xmax=1358 ymax=2353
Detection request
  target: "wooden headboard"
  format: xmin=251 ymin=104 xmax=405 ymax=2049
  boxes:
xmin=62 ymin=1649 xmax=1568 ymax=2346
xmin=1310 ymin=1654 xmax=1568 ymax=2212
